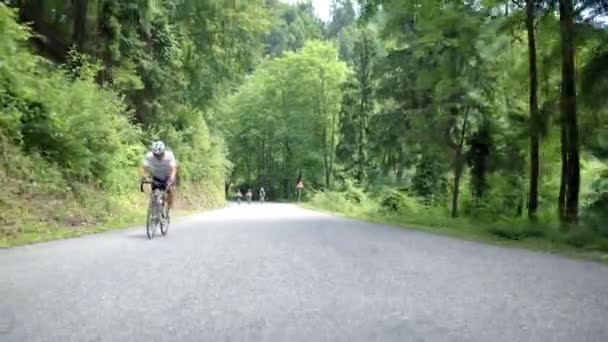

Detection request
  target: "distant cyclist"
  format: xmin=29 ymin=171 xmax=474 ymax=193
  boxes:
xmin=296 ymin=179 xmax=304 ymax=202
xmin=140 ymin=141 xmax=177 ymax=209
xmin=235 ymin=189 xmax=243 ymax=204
xmin=246 ymin=189 xmax=253 ymax=204
xmin=259 ymin=187 xmax=266 ymax=202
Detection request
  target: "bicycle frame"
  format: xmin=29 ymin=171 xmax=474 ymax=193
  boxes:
xmin=141 ymin=179 xmax=170 ymax=239
xmin=141 ymin=180 xmax=168 ymax=207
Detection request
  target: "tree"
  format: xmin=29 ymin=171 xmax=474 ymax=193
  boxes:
xmin=526 ymin=0 xmax=541 ymax=221
xmin=336 ymin=25 xmax=380 ymax=183
xmin=265 ymin=1 xmax=324 ymax=57
xmin=558 ymin=0 xmax=580 ymax=225
xmin=71 ymin=0 xmax=88 ymax=49
xmin=223 ymin=41 xmax=348 ymax=194
xmin=327 ymin=0 xmax=357 ymax=38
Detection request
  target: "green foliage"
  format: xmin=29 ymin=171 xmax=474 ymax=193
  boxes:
xmin=335 ymin=25 xmax=382 ymax=183
xmin=308 ymin=189 xmax=608 ymax=254
xmin=309 ymin=181 xmax=378 ymax=216
xmin=223 ymin=40 xmax=348 ymax=195
xmin=327 ymin=0 xmax=357 ymax=38
xmin=1 ymin=2 xmax=250 ymax=241
xmin=266 ymin=1 xmax=324 ymax=57
xmin=305 ymin=0 xmax=608 ymax=256
xmin=486 ymin=222 xmax=548 ymax=241
xmin=1 ymin=7 xmax=140 ymax=189
xmin=2 ymin=0 xmax=607 ymax=251
xmin=336 ymin=178 xmax=367 ymax=203
xmin=411 ymin=154 xmax=448 ymax=203
xmin=582 ymin=169 xmax=608 ymax=237
xmin=378 ymin=188 xmax=421 ymax=215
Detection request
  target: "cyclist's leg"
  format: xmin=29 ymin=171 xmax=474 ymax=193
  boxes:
xmin=166 ymin=186 xmax=174 ymax=210
xmin=151 ymin=177 xmax=165 ymax=191
xmin=158 ymin=177 xmax=174 ymax=210
xmin=151 ymin=177 xmax=172 ymax=210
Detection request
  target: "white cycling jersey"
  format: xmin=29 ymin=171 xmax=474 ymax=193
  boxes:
xmin=143 ymin=150 xmax=177 ymax=180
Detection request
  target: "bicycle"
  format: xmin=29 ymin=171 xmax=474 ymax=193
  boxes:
xmin=140 ymin=179 xmax=170 ymax=240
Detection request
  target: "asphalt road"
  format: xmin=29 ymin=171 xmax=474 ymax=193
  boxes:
xmin=1 ymin=203 xmax=608 ymax=342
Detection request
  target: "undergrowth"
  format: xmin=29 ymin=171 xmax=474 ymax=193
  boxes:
xmin=0 ymin=7 xmax=226 ymax=246
xmin=307 ymin=183 xmax=608 ymax=259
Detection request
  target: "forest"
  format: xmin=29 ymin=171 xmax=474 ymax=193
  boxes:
xmin=0 ymin=0 xmax=607 ymax=250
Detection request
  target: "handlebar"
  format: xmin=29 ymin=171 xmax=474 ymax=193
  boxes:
xmin=140 ymin=179 xmax=169 ymax=193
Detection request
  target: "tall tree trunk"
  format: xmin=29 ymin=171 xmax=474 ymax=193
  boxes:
xmin=451 ymin=107 xmax=470 ymax=218
xmin=356 ymin=34 xmax=371 ymax=184
xmin=319 ymin=71 xmax=333 ymax=189
xmin=526 ymin=0 xmax=540 ymax=222
xmin=284 ymin=136 xmax=291 ymax=199
xmin=328 ymin=111 xmax=337 ymax=189
xmin=323 ymin=129 xmax=330 ymax=188
xmin=259 ymin=137 xmax=265 ymax=185
xmin=16 ymin=3 xmax=70 ymax=61
xmin=281 ymin=88 xmax=291 ymax=199
xmin=396 ymin=164 xmax=403 ymax=182
xmin=71 ymin=0 xmax=88 ymax=49
xmin=357 ymin=95 xmax=365 ymax=183
xmin=267 ymin=144 xmax=272 ymax=189
xmin=224 ymin=179 xmax=231 ymax=198
xmin=558 ymin=127 xmax=568 ymax=223
xmin=559 ymin=0 xmax=580 ymax=225
xmin=96 ymin=1 xmax=117 ymax=86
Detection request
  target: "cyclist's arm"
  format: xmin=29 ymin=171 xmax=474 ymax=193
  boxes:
xmin=140 ymin=166 xmax=151 ymax=178
xmin=168 ymin=165 xmax=177 ymax=185
xmin=140 ymin=157 xmax=150 ymax=179
xmin=167 ymin=152 xmax=178 ymax=185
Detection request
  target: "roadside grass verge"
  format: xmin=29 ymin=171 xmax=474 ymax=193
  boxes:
xmin=1 ymin=187 xmax=224 ymax=248
xmin=0 ymin=208 xmax=205 ymax=248
xmin=303 ymin=191 xmax=608 ymax=264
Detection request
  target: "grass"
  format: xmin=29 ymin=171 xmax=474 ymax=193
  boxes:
xmin=0 ymin=207 xmax=214 ymax=248
xmin=1 ymin=181 xmax=226 ymax=248
xmin=303 ymin=199 xmax=608 ymax=264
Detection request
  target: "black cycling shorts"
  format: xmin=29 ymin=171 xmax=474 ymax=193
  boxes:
xmin=152 ymin=177 xmax=170 ymax=191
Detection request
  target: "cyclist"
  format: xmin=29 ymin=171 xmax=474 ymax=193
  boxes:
xmin=235 ymin=189 xmax=243 ymax=204
xmin=140 ymin=141 xmax=177 ymax=210
xmin=246 ymin=189 xmax=253 ymax=204
xmin=259 ymin=187 xmax=266 ymax=202
xmin=296 ymin=179 xmax=304 ymax=202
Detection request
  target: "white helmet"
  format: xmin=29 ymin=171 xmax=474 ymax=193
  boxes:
xmin=151 ymin=141 xmax=166 ymax=156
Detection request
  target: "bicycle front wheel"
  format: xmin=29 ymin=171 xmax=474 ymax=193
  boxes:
xmin=146 ymin=201 xmax=159 ymax=240
xmin=160 ymin=203 xmax=170 ymax=236
xmin=146 ymin=205 xmax=153 ymax=240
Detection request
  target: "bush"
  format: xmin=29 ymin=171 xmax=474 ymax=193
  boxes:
xmin=378 ymin=189 xmax=403 ymax=212
xmin=581 ymin=171 xmax=608 ymax=237
xmin=0 ymin=142 xmax=145 ymax=238
xmin=486 ymin=222 xmax=547 ymax=241
xmin=310 ymin=190 xmax=352 ymax=212
xmin=561 ymin=228 xmax=600 ymax=249
xmin=337 ymin=178 xmax=367 ymax=204
xmin=582 ymin=195 xmax=608 ymax=237
xmin=1 ymin=8 xmax=143 ymax=191
xmin=0 ymin=7 xmax=224 ymax=242
xmin=378 ymin=189 xmax=422 ymax=215
xmin=309 ymin=180 xmax=378 ymax=216
xmin=411 ymin=153 xmax=448 ymax=204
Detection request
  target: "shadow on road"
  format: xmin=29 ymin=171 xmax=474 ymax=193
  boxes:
xmin=124 ymin=233 xmax=154 ymax=240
